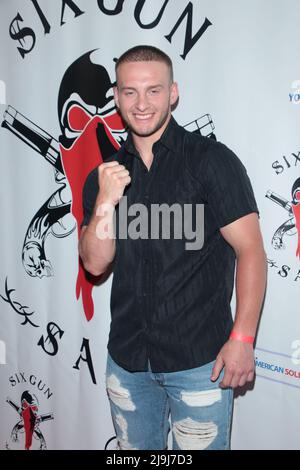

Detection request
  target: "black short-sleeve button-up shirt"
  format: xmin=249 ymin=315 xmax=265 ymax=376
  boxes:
xmin=82 ymin=117 xmax=259 ymax=372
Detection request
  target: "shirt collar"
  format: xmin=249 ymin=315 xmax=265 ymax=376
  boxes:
xmin=124 ymin=116 xmax=182 ymax=157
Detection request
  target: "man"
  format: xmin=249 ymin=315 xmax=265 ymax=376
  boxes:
xmin=79 ymin=45 xmax=267 ymax=450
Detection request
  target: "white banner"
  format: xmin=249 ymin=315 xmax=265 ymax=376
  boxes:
xmin=0 ymin=0 xmax=299 ymax=450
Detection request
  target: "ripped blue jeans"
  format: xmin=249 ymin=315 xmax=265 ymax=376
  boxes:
xmin=105 ymin=353 xmax=233 ymax=450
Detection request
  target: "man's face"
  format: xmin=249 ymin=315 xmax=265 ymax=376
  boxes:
xmin=114 ymin=61 xmax=178 ymax=141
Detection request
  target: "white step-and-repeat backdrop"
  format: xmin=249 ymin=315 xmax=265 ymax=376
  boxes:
xmin=0 ymin=0 xmax=299 ymax=450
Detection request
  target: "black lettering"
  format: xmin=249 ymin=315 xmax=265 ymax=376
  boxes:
xmin=37 ymin=322 xmax=64 ymax=356
xmin=73 ymin=338 xmax=97 ymax=384
xmin=29 ymin=374 xmax=36 ymax=386
xmin=283 ymin=155 xmax=291 ymax=168
xmin=9 ymin=376 xmax=17 ymax=387
xmin=134 ymin=0 xmax=169 ymax=29
xmin=37 ymin=380 xmax=45 ymax=392
xmin=278 ymin=265 xmax=291 ymax=278
xmin=20 ymin=372 xmax=26 ymax=383
xmin=165 ymin=2 xmax=212 ymax=60
xmin=97 ymin=0 xmax=125 ymax=15
xmin=267 ymin=259 xmax=278 ymax=269
xmin=30 ymin=0 xmax=51 ymax=34
xmin=294 ymin=269 xmax=300 ymax=282
xmin=44 ymin=387 xmax=53 ymax=399
xmin=292 ymin=152 xmax=300 ymax=166
xmin=60 ymin=0 xmax=85 ymax=26
xmin=9 ymin=13 xmax=36 ymax=59
xmin=272 ymin=160 xmax=284 ymax=175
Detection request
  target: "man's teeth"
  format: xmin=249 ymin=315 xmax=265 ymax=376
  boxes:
xmin=135 ymin=114 xmax=152 ymax=120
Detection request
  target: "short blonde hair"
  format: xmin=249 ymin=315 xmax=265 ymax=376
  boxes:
xmin=115 ymin=45 xmax=174 ymax=83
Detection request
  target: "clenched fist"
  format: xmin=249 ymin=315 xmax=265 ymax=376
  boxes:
xmin=98 ymin=161 xmax=131 ymax=206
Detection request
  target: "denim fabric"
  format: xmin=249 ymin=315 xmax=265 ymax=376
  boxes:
xmin=105 ymin=353 xmax=233 ymax=450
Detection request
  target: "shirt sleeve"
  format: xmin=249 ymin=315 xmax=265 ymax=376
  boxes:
xmin=204 ymin=142 xmax=259 ymax=228
xmin=81 ymin=166 xmax=99 ymax=228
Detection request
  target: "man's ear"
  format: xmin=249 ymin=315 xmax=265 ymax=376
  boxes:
xmin=170 ymin=82 xmax=179 ymax=106
xmin=113 ymin=86 xmax=119 ymax=108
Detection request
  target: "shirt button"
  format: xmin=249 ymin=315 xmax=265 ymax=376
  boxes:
xmin=143 ymin=258 xmax=150 ymax=265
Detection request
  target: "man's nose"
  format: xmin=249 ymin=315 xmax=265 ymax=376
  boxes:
xmin=135 ymin=93 xmax=149 ymax=111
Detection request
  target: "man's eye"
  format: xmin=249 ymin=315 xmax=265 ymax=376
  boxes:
xmin=150 ymin=89 xmax=159 ymax=94
xmin=125 ymin=91 xmax=134 ymax=96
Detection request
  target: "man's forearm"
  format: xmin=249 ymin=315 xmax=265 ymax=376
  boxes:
xmin=211 ymin=246 xmax=267 ymax=387
xmin=79 ymin=198 xmax=116 ymax=276
xmin=232 ymin=247 xmax=267 ymax=337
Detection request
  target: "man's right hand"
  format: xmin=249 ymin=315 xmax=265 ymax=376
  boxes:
xmin=98 ymin=161 xmax=131 ymax=206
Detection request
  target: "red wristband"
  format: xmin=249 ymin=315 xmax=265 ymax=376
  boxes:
xmin=229 ymin=331 xmax=254 ymax=344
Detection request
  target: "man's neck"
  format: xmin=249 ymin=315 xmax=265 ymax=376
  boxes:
xmin=132 ymin=115 xmax=171 ymax=170
xmin=133 ymin=137 xmax=154 ymax=170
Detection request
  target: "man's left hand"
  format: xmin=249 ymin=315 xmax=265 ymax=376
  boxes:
xmin=210 ymin=340 xmax=255 ymax=388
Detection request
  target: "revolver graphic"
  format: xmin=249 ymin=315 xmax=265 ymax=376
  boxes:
xmin=265 ymin=190 xmax=297 ymax=250
xmin=6 ymin=396 xmax=54 ymax=450
xmin=2 ymin=106 xmax=74 ymax=278
xmin=184 ymin=113 xmax=216 ymax=139
xmin=2 ymin=104 xmax=218 ymax=318
xmin=2 ymin=106 xmax=64 ymax=174
xmin=6 ymin=397 xmax=54 ymax=422
xmin=1 ymin=108 xmax=216 ymax=275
